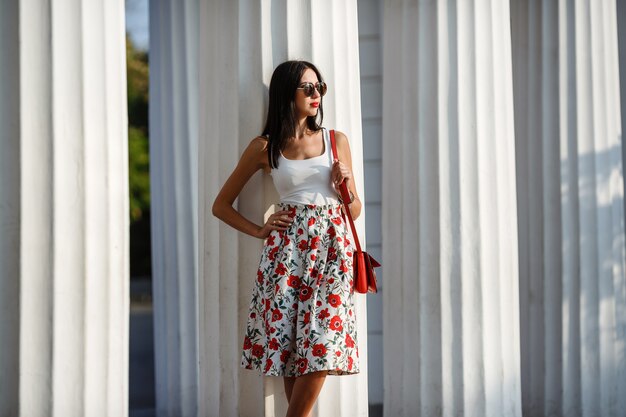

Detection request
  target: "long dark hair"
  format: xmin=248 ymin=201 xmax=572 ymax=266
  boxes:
xmin=262 ymin=60 xmax=325 ymax=169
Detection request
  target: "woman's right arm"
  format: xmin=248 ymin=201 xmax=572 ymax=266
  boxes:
xmin=211 ymin=137 xmax=293 ymax=239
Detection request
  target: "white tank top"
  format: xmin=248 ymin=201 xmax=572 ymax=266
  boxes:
xmin=270 ymin=127 xmax=340 ymax=205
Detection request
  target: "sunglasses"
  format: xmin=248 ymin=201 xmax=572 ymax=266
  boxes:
xmin=296 ymin=81 xmax=327 ymax=97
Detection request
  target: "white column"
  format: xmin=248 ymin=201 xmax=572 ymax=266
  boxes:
xmin=0 ymin=1 xmax=129 ymax=416
xmin=621 ymin=0 xmax=626 ymax=226
xmin=150 ymin=1 xmax=368 ymax=415
xmin=356 ymin=0 xmax=385 ymax=407
xmin=149 ymin=1 xmax=200 ymax=416
xmin=511 ymin=1 xmax=626 ymax=416
xmin=196 ymin=1 xmax=368 ymax=416
xmin=382 ymin=1 xmax=522 ymax=416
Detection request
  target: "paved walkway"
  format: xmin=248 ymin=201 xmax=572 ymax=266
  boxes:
xmin=130 ymin=302 xmax=155 ymax=416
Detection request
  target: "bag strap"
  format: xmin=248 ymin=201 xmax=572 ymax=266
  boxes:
xmin=329 ymin=129 xmax=363 ymax=254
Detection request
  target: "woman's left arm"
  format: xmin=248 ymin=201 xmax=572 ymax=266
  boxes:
xmin=331 ymin=130 xmax=362 ymax=220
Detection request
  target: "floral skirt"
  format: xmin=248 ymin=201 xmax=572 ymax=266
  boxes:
xmin=241 ymin=202 xmax=360 ymax=377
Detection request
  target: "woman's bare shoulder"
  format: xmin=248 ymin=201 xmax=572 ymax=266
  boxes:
xmin=249 ymin=135 xmax=269 ymax=150
xmin=332 ymin=130 xmax=352 ymax=155
xmin=247 ymin=136 xmax=271 ymax=173
xmin=333 ymin=130 xmax=349 ymax=144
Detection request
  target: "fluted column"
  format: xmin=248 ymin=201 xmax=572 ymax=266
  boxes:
xmin=149 ymin=1 xmax=200 ymax=416
xmin=621 ymin=0 xmax=626 ymax=225
xmin=382 ymin=1 xmax=522 ymax=416
xmin=197 ymin=1 xmax=368 ymax=416
xmin=150 ymin=1 xmax=368 ymax=415
xmin=0 ymin=1 xmax=129 ymax=416
xmin=511 ymin=1 xmax=626 ymax=416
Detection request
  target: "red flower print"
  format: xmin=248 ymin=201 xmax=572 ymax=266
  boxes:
xmin=296 ymin=359 xmax=308 ymax=374
xmin=318 ymin=308 xmax=330 ymax=320
xmin=327 ymin=294 xmax=341 ymax=308
xmin=299 ymin=285 xmax=313 ymax=302
xmin=287 ymin=275 xmax=301 ymax=288
xmin=271 ymin=308 xmax=283 ymax=322
xmin=269 ymin=338 xmax=280 ymax=350
xmin=252 ymin=344 xmax=264 ymax=358
xmin=309 ymin=236 xmax=321 ymax=249
xmin=312 ymin=343 xmax=327 ymax=357
xmin=243 ymin=336 xmax=252 ymax=350
xmin=241 ymin=201 xmax=361 ymax=377
xmin=276 ymin=262 xmax=287 ymax=275
xmin=329 ymin=315 xmax=343 ymax=332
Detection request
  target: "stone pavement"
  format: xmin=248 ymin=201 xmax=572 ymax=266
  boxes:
xmin=130 ymin=301 xmax=155 ymax=417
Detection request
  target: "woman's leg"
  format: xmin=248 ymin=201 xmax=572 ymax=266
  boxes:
xmin=283 ymin=376 xmax=296 ymax=403
xmin=285 ymin=371 xmax=328 ymax=417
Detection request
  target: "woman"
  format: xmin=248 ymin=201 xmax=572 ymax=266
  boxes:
xmin=212 ymin=60 xmax=361 ymax=417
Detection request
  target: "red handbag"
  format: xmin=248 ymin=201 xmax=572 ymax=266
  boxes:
xmin=329 ymin=129 xmax=381 ymax=294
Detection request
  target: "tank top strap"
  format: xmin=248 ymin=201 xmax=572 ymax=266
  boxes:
xmin=322 ymin=127 xmax=332 ymax=165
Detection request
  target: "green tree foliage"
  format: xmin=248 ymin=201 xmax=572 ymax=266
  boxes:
xmin=127 ymin=35 xmax=149 ymax=221
xmin=127 ymin=35 xmax=151 ymax=277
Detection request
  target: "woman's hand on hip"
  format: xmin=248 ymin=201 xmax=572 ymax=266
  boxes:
xmin=255 ymin=210 xmax=295 ymax=239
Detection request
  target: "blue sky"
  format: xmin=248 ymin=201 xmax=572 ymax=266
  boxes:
xmin=126 ymin=0 xmax=149 ymax=51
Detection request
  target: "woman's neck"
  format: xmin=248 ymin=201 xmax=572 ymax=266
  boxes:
xmin=295 ymin=117 xmax=309 ymax=139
